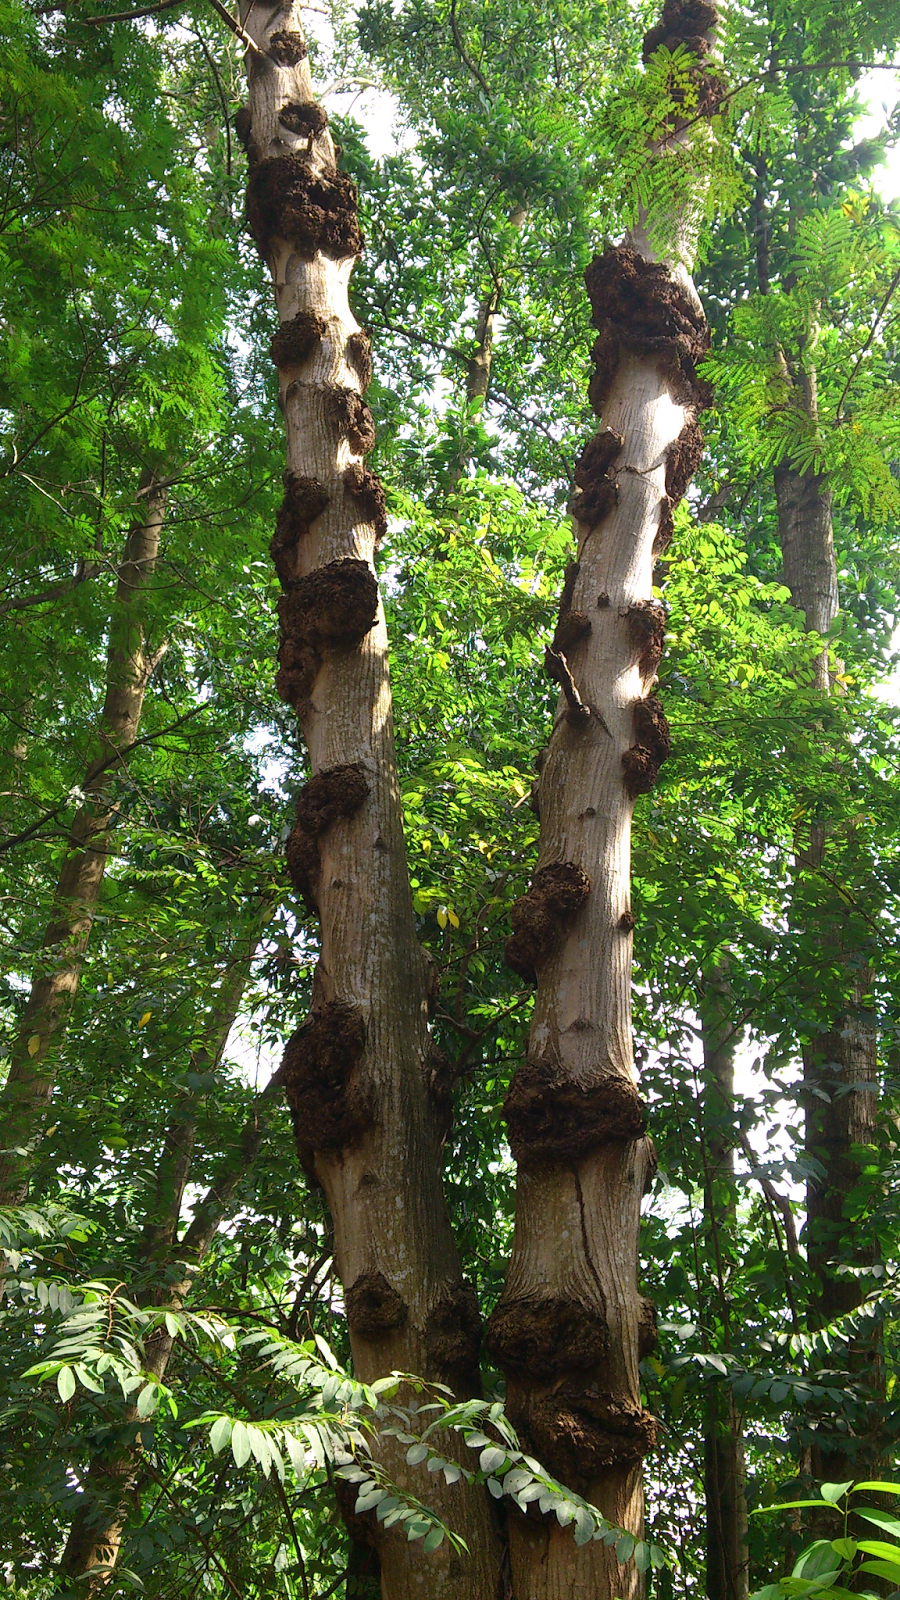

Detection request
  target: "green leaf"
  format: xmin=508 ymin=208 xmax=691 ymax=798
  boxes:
xmin=406 ymin=1443 xmax=429 ymax=1465
xmin=821 ymin=1482 xmax=854 ymax=1504
xmin=423 ymin=1527 xmax=445 ymax=1551
xmin=136 ymin=1383 xmax=158 ymax=1419
xmin=231 ymin=1420 xmax=251 ymax=1469
xmin=479 ymin=1446 xmax=507 ymax=1474
xmin=57 ymin=1366 xmax=75 ymax=1403
xmin=210 ymin=1416 xmax=232 ymax=1455
xmin=853 ymin=1484 xmax=900 ymax=1496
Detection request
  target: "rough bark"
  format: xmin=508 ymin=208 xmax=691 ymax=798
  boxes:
xmin=485 ymin=8 xmax=720 ymax=1593
xmin=59 ymin=913 xmax=276 ymax=1587
xmin=0 ymin=477 xmax=167 ymax=1203
xmin=700 ymin=968 xmax=749 ymax=1600
xmin=239 ymin=10 xmax=502 ymax=1595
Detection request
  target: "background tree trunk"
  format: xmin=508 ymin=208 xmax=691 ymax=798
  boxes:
xmin=239 ymin=8 xmax=502 ymax=1593
xmin=0 ymin=476 xmax=167 ymax=1203
xmin=700 ymin=965 xmax=749 ymax=1600
xmin=773 ymin=397 xmax=882 ymax=1486
xmin=59 ymin=909 xmax=277 ymax=1588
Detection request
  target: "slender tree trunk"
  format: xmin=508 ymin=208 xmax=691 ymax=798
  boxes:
xmin=485 ymin=7 xmax=720 ymax=1594
xmin=700 ymin=968 xmax=749 ymax=1600
xmin=751 ymin=154 xmax=883 ymax=1481
xmin=0 ymin=476 xmax=167 ymax=1202
xmin=59 ymin=911 xmax=276 ymax=1587
xmin=239 ymin=11 xmax=502 ymax=1594
xmin=772 ymin=393 xmax=881 ymax=1483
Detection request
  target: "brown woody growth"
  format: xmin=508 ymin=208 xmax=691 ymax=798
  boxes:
xmin=286 ymin=762 xmax=369 ymax=906
xmin=269 ymin=310 xmax=325 ymax=368
xmin=570 ymin=428 xmax=623 ymax=529
xmin=513 ymin=1388 xmax=657 ymax=1489
xmin=486 ymin=1295 xmax=610 ymax=1376
xmin=345 ymin=464 xmax=388 ymax=541
xmin=346 ymin=1270 xmax=408 ymax=1337
xmin=246 ymin=157 xmax=363 ymax=260
xmin=424 ymin=1281 xmax=483 ymax=1387
xmin=504 ymin=1058 xmax=648 ymax=1166
xmin=275 ymin=558 xmax=379 ymax=707
xmin=622 ymin=693 xmax=672 ymax=797
xmin=505 ymin=862 xmax=591 ymax=983
xmin=282 ymin=1000 xmax=370 ymax=1176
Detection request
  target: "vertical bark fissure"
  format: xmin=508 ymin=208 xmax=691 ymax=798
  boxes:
xmin=59 ymin=913 xmax=278 ymax=1587
xmin=239 ymin=10 xmax=502 ymax=1594
xmin=700 ymin=966 xmax=749 ymax=1600
xmin=0 ymin=476 xmax=167 ymax=1203
xmin=485 ymin=6 xmax=720 ymax=1595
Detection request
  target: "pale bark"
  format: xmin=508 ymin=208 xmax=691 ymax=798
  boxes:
xmin=239 ymin=10 xmax=501 ymax=1594
xmin=484 ymin=6 xmax=720 ymax=1594
xmin=700 ymin=968 xmax=749 ymax=1600
xmin=0 ymin=477 xmax=167 ymax=1203
xmin=59 ymin=913 xmax=276 ymax=1587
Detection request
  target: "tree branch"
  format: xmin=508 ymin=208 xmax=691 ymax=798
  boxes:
xmin=448 ymin=0 xmax=491 ymax=99
xmin=0 ymin=561 xmax=102 ymax=617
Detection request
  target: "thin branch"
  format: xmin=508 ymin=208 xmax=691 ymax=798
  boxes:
xmin=0 ymin=707 xmax=204 ymax=857
xmin=734 ymin=1129 xmax=800 ymax=1259
xmin=544 ymin=646 xmax=591 ymax=724
xmin=448 ymin=0 xmax=491 ymax=99
xmin=84 ymin=0 xmax=184 ymax=23
xmin=196 ymin=27 xmax=233 ymax=177
xmin=205 ymin=0 xmax=263 ymax=56
xmin=0 ymin=561 xmax=102 ymax=617
xmin=834 ymin=260 xmax=900 ymax=422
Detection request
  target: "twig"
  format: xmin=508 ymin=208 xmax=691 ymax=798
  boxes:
xmin=544 ymin=646 xmax=591 ymax=724
xmin=205 ymin=0 xmax=263 ymax=56
xmin=0 ymin=560 xmax=102 ymax=617
xmin=734 ymin=1129 xmax=800 ymax=1258
xmin=834 ymin=260 xmax=900 ymax=422
xmin=0 ymin=707 xmax=205 ymax=857
xmin=84 ymin=0 xmax=183 ymax=20
xmin=448 ymin=0 xmax=491 ymax=98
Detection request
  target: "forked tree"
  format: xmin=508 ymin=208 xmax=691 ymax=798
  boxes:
xmin=238 ymin=0 xmax=719 ymax=1594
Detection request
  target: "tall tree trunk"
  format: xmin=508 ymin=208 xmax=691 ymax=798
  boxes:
xmin=751 ymin=147 xmax=883 ymax=1481
xmin=59 ymin=910 xmax=276 ymax=1588
xmin=239 ymin=10 xmax=502 ymax=1594
xmin=773 ymin=389 xmax=881 ymax=1483
xmin=0 ymin=476 xmax=167 ymax=1203
xmin=700 ymin=967 xmax=749 ymax=1600
xmin=485 ymin=6 xmax=720 ymax=1594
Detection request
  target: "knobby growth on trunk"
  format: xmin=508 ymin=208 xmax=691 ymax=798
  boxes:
xmin=0 ymin=475 xmax=167 ymax=1204
xmin=239 ymin=6 xmax=502 ymax=1592
xmin=484 ymin=5 xmax=722 ymax=1594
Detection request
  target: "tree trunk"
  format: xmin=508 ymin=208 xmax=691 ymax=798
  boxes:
xmin=239 ymin=10 xmax=502 ymax=1594
xmin=772 ymin=403 xmax=881 ymax=1485
xmin=59 ymin=910 xmax=276 ymax=1587
xmin=0 ymin=476 xmax=167 ymax=1203
xmin=700 ymin=967 xmax=749 ymax=1600
xmin=485 ymin=7 xmax=719 ymax=1593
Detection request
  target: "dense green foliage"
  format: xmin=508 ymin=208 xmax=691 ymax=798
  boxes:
xmin=2 ymin=0 xmax=900 ymax=1592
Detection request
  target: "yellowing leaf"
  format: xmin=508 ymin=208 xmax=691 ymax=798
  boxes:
xmin=27 ymin=1035 xmax=40 ymax=1057
xmin=138 ymin=1012 xmax=151 ymax=1028
xmin=447 ymin=907 xmax=460 ymax=929
xmin=436 ymin=908 xmax=448 ymax=930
